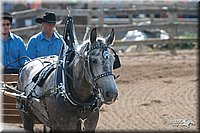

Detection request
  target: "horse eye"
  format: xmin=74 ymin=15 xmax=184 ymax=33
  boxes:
xmin=103 ymin=51 xmax=109 ymax=59
xmin=92 ymin=59 xmax=97 ymax=63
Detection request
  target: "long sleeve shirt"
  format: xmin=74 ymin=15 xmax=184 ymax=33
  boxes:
xmin=27 ymin=32 xmax=62 ymax=59
xmin=1 ymin=32 xmax=28 ymax=69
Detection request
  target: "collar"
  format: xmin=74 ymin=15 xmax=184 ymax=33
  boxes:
xmin=40 ymin=32 xmax=60 ymax=41
xmin=9 ymin=32 xmax=15 ymax=40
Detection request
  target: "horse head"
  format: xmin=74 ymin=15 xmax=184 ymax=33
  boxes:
xmin=74 ymin=28 xmax=119 ymax=105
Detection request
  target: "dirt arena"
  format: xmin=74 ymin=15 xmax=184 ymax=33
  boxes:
xmin=96 ymin=49 xmax=199 ymax=132
xmin=1 ymin=49 xmax=199 ymax=132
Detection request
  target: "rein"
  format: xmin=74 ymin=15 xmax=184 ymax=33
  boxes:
xmin=3 ymin=56 xmax=31 ymax=70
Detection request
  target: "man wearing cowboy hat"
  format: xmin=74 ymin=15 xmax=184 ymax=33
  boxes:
xmin=1 ymin=12 xmax=28 ymax=74
xmin=27 ymin=11 xmax=62 ymax=59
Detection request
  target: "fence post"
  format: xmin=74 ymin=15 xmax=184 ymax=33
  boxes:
xmin=150 ymin=13 xmax=155 ymax=23
xmin=98 ymin=8 xmax=104 ymax=36
xmin=168 ymin=5 xmax=177 ymax=56
xmin=129 ymin=14 xmax=133 ymax=25
xmin=87 ymin=10 xmax=92 ymax=26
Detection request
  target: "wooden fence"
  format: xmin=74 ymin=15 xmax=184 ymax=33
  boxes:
xmin=10 ymin=4 xmax=198 ymax=54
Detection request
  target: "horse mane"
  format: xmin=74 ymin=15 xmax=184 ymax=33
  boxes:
xmin=77 ymin=40 xmax=89 ymax=55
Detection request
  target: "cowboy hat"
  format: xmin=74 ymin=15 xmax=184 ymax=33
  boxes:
xmin=2 ymin=12 xmax=13 ymax=23
xmin=35 ymin=11 xmax=57 ymax=24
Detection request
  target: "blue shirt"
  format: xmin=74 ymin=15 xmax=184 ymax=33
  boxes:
xmin=27 ymin=32 xmax=62 ymax=59
xmin=1 ymin=32 xmax=28 ymax=69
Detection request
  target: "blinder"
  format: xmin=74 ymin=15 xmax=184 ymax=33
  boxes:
xmin=109 ymin=48 xmax=121 ymax=69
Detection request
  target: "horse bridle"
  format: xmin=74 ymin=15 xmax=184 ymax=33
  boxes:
xmin=57 ymin=41 xmax=120 ymax=105
xmin=84 ymin=42 xmax=116 ymax=86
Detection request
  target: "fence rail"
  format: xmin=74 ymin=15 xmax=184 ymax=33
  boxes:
xmin=10 ymin=5 xmax=198 ymax=53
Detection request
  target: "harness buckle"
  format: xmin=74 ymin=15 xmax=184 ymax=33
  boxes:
xmin=79 ymin=118 xmax=87 ymax=131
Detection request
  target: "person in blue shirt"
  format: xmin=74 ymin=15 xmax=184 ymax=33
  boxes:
xmin=1 ymin=12 xmax=28 ymax=74
xmin=26 ymin=11 xmax=62 ymax=59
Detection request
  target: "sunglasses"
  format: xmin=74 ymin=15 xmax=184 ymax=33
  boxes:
xmin=2 ymin=23 xmax=11 ymax=26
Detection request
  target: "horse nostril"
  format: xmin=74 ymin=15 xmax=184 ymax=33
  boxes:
xmin=106 ymin=91 xmax=118 ymax=99
xmin=106 ymin=91 xmax=111 ymax=98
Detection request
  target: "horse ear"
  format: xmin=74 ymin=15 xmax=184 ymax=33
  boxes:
xmin=90 ymin=28 xmax=97 ymax=44
xmin=106 ymin=28 xmax=115 ymax=46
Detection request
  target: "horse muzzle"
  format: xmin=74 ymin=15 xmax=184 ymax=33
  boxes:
xmin=103 ymin=89 xmax=118 ymax=104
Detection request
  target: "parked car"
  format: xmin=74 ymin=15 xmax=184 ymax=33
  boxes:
xmin=121 ymin=29 xmax=169 ymax=49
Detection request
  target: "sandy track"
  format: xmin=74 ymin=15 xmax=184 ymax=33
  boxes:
xmin=96 ymin=49 xmax=198 ymax=132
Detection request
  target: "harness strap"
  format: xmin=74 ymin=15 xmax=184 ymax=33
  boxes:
xmin=32 ymin=63 xmax=56 ymax=87
xmin=92 ymin=72 xmax=114 ymax=82
xmin=25 ymin=60 xmax=57 ymax=101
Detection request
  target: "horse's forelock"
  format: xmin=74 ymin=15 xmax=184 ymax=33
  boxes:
xmin=77 ymin=36 xmax=108 ymax=56
xmin=97 ymin=37 xmax=105 ymax=42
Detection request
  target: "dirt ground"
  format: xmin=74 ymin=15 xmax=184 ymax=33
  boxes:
xmin=96 ymin=49 xmax=199 ymax=132
xmin=1 ymin=49 xmax=199 ymax=132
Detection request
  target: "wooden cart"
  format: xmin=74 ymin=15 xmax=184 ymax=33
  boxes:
xmin=1 ymin=74 xmax=22 ymax=123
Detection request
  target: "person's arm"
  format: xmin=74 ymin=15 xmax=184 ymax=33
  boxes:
xmin=27 ymin=38 xmax=37 ymax=59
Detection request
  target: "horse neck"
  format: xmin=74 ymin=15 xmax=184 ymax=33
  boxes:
xmin=71 ymin=56 xmax=93 ymax=102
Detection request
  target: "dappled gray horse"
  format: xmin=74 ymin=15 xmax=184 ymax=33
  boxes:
xmin=17 ymin=28 xmax=119 ymax=132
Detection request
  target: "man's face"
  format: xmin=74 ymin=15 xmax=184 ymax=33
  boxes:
xmin=1 ymin=19 xmax=11 ymax=35
xmin=42 ymin=22 xmax=55 ymax=34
